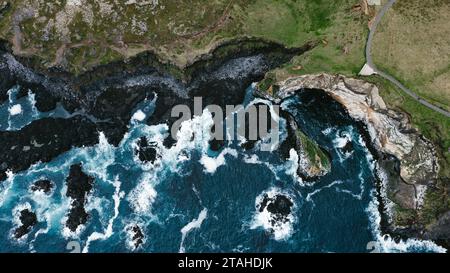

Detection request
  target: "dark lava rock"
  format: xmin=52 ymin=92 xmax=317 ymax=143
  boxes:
xmin=0 ymin=37 xmax=315 ymax=183
xmin=20 ymin=82 xmax=58 ymax=112
xmin=135 ymin=137 xmax=159 ymax=164
xmin=279 ymin=110 xmax=299 ymax=160
xmin=30 ymin=179 xmax=54 ymax=194
xmin=91 ymin=87 xmax=154 ymax=145
xmin=266 ymin=195 xmax=293 ymax=216
xmin=65 ymin=164 xmax=94 ymax=232
xmin=163 ymin=135 xmax=177 ymax=149
xmin=14 ymin=209 xmax=37 ymax=239
xmin=0 ymin=117 xmax=99 ymax=182
xmin=0 ymin=58 xmax=15 ymax=103
xmin=259 ymin=193 xmax=293 ymax=225
xmin=129 ymin=224 xmax=144 ymax=250
xmin=342 ymin=140 xmax=353 ymax=154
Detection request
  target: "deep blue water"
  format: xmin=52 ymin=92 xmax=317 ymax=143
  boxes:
xmin=0 ymin=85 xmax=445 ymax=253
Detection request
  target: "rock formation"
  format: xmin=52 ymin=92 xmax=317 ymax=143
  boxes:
xmin=256 ymin=73 xmax=441 ymax=230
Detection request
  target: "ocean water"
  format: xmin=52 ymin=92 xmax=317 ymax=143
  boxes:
xmin=0 ymin=85 xmax=446 ymax=253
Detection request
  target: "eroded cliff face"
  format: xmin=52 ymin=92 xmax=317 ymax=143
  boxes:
xmin=256 ymin=73 xmax=442 ymax=230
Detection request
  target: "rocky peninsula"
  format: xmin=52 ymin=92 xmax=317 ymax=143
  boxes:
xmin=255 ymin=73 xmax=449 ymax=246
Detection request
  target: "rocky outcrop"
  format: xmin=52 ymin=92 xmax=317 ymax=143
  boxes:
xmin=257 ymin=73 xmax=443 ymax=237
xmin=135 ymin=136 xmax=159 ymax=164
xmin=0 ymin=38 xmax=315 ymax=183
xmin=65 ymin=164 xmax=94 ymax=233
xmin=30 ymin=179 xmax=54 ymax=194
xmin=127 ymin=224 xmax=145 ymax=251
xmin=14 ymin=208 xmax=37 ymax=239
xmin=259 ymin=193 xmax=294 ymax=218
xmin=260 ymin=74 xmax=438 ymax=186
xmin=280 ymin=110 xmax=331 ymax=179
xmin=0 ymin=117 xmax=99 ymax=181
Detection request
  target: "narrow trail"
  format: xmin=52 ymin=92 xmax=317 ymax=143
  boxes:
xmin=365 ymin=0 xmax=450 ymax=118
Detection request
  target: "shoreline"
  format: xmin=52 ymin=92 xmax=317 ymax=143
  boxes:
xmin=0 ymin=38 xmax=447 ymax=250
xmin=254 ymin=73 xmax=448 ymax=249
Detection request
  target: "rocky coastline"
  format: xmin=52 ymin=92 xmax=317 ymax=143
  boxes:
xmin=0 ymin=37 xmax=316 ymax=181
xmin=0 ymin=36 xmax=447 ymax=249
xmin=255 ymin=73 xmax=449 ymax=248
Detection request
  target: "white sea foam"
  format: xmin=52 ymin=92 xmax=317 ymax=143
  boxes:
xmin=200 ymin=148 xmax=238 ymax=174
xmin=321 ymin=126 xmax=335 ymax=136
xmin=333 ymin=134 xmax=350 ymax=149
xmin=29 ymin=197 xmax=71 ymax=251
xmin=179 ymin=208 xmax=208 ymax=253
xmin=366 ymin=191 xmax=446 ymax=253
xmin=134 ymin=109 xmax=215 ymax=174
xmin=128 ymin=173 xmax=157 ymax=214
xmin=285 ymin=148 xmax=304 ymax=186
xmin=243 ymin=154 xmax=261 ymax=164
xmin=131 ymin=110 xmax=146 ymax=122
xmin=27 ymin=89 xmax=38 ymax=117
xmin=10 ymin=202 xmax=33 ymax=242
xmin=81 ymin=132 xmax=116 ymax=181
xmin=251 ymin=187 xmax=296 ymax=241
xmin=306 ymin=180 xmax=344 ymax=202
xmin=374 ymin=165 xmax=395 ymax=221
xmin=337 ymin=171 xmax=366 ymax=200
xmin=8 ymin=104 xmax=22 ymax=116
xmin=0 ymin=170 xmax=15 ymax=206
xmin=83 ymin=177 xmax=124 ymax=253
xmin=331 ymin=127 xmax=354 ymax=162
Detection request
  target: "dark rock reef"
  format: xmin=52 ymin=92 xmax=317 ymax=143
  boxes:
xmin=258 ymin=193 xmax=293 ymax=225
xmin=30 ymin=179 xmax=54 ymax=194
xmin=0 ymin=117 xmax=98 ymax=181
xmin=0 ymin=38 xmax=316 ymax=183
xmin=65 ymin=164 xmax=94 ymax=232
xmin=128 ymin=224 xmax=145 ymax=250
xmin=135 ymin=137 xmax=159 ymax=164
xmin=14 ymin=208 xmax=37 ymax=239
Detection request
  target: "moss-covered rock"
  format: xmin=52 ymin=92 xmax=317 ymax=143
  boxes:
xmin=281 ymin=111 xmax=331 ymax=179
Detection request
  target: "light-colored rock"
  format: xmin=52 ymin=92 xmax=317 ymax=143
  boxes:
xmin=261 ymin=73 xmax=438 ymax=186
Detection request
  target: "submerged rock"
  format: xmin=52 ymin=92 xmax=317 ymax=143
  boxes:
xmin=14 ymin=209 xmax=37 ymax=239
xmin=128 ymin=224 xmax=145 ymax=250
xmin=30 ymin=179 xmax=54 ymax=194
xmin=162 ymin=135 xmax=177 ymax=149
xmin=342 ymin=140 xmax=353 ymax=155
xmin=65 ymin=164 xmax=94 ymax=232
xmin=135 ymin=137 xmax=159 ymax=164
